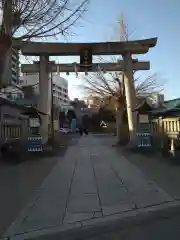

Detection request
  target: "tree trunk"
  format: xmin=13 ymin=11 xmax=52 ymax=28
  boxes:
xmin=115 ymin=109 xmax=129 ymax=145
xmin=116 ymin=110 xmax=122 ymax=143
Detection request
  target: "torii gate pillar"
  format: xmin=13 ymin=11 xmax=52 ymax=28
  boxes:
xmin=39 ymin=55 xmax=51 ymax=143
xmin=123 ymin=52 xmax=137 ymax=142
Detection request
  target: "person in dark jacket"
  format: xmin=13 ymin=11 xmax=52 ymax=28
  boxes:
xmin=79 ymin=115 xmax=88 ymax=136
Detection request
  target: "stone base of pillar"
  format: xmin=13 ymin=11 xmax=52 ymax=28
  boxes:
xmin=40 ymin=115 xmax=50 ymax=144
xmin=124 ymin=130 xmax=137 ymax=150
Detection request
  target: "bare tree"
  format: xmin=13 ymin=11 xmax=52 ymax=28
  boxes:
xmin=0 ymin=0 xmax=89 ymax=86
xmin=1 ymin=0 xmax=89 ymax=40
xmin=78 ymin=15 xmax=162 ymax=144
xmin=79 ymin=67 xmax=162 ymax=144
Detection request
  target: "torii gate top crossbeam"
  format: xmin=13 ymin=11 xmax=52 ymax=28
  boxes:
xmin=13 ymin=38 xmax=157 ymax=56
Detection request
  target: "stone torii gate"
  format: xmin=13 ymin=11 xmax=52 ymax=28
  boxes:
xmin=16 ymin=38 xmax=157 ymax=143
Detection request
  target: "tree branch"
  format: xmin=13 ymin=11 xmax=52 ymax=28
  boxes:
xmin=1 ymin=0 xmax=89 ymax=40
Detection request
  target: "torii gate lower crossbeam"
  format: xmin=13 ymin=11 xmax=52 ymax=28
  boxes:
xmin=21 ymin=61 xmax=150 ymax=73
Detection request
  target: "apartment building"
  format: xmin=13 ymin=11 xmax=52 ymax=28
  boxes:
xmin=0 ymin=47 xmax=21 ymax=99
xmin=19 ymin=73 xmax=69 ymax=108
xmin=52 ymin=74 xmax=69 ymax=106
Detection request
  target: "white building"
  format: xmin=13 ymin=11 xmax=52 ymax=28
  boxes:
xmin=0 ymin=48 xmax=22 ymax=99
xmin=147 ymin=93 xmax=165 ymax=108
xmin=52 ymin=74 xmax=69 ymax=106
xmin=19 ymin=73 xmax=69 ymax=108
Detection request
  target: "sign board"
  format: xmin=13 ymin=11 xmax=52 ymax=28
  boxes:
xmin=139 ymin=114 xmax=149 ymax=123
xmin=136 ymin=115 xmax=151 ymax=148
xmin=136 ymin=133 xmax=151 ymax=147
xmin=80 ymin=48 xmax=92 ymax=71
xmin=28 ymin=136 xmax=43 ymax=152
xmin=29 ymin=118 xmax=40 ymax=127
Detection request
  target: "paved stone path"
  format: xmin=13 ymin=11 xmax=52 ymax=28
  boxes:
xmin=3 ymin=135 xmax=174 ymax=239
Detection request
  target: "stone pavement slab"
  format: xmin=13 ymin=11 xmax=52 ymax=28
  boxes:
xmin=4 ymin=200 xmax=180 ymax=240
xmin=3 ymin=135 xmax=174 ymax=239
xmin=3 ymin=146 xmax=78 ymax=235
xmin=87 ymin=215 xmax=180 ymax=240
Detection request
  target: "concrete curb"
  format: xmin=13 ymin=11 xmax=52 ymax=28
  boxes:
xmin=4 ymin=200 xmax=180 ymax=240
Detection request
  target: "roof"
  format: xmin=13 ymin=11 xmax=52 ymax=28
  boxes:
xmin=0 ymin=97 xmax=46 ymax=116
xmin=151 ymin=98 xmax=180 ymax=116
xmin=22 ymin=107 xmax=47 ymax=116
xmin=14 ymin=97 xmax=38 ymax=106
xmin=163 ymin=98 xmax=180 ymax=109
xmin=0 ymin=97 xmax=28 ymax=110
xmin=133 ymin=100 xmax=152 ymax=113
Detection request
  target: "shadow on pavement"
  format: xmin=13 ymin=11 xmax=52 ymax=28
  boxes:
xmin=0 ymin=135 xmax=79 ymax=237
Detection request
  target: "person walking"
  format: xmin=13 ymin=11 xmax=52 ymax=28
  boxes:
xmin=79 ymin=114 xmax=88 ymax=136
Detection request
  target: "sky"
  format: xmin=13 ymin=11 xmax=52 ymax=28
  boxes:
xmin=27 ymin=0 xmax=180 ymax=100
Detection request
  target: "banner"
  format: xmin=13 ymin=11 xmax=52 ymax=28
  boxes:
xmin=71 ymin=118 xmax=77 ymax=132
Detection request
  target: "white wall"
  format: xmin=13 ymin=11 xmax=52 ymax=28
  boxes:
xmin=19 ymin=74 xmax=39 ymax=87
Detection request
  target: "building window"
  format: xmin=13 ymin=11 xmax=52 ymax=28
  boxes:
xmin=19 ymin=80 xmax=24 ymax=84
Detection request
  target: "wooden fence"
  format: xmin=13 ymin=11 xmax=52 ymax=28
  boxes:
xmin=150 ymin=118 xmax=180 ymax=135
xmin=0 ymin=124 xmax=22 ymax=140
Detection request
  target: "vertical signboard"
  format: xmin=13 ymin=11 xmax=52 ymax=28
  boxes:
xmin=136 ymin=114 xmax=151 ymax=147
xmin=28 ymin=117 xmax=43 ymax=152
xmin=79 ymin=47 xmax=92 ymax=71
xmin=71 ymin=118 xmax=77 ymax=132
